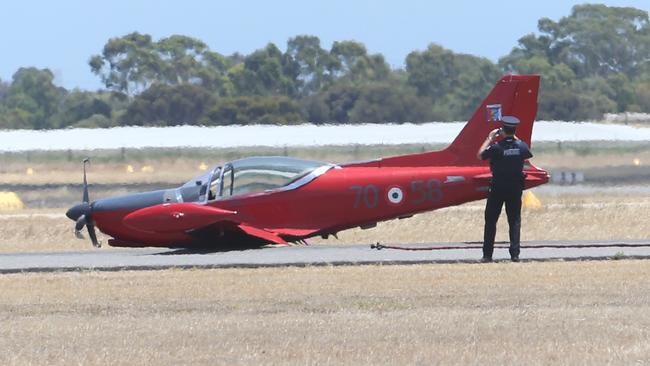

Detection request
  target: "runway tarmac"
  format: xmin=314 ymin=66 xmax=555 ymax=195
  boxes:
xmin=1 ymin=240 xmax=650 ymax=273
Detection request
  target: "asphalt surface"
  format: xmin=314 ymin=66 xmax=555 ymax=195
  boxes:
xmin=1 ymin=240 xmax=650 ymax=273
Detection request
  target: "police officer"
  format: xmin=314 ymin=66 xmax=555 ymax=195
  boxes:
xmin=476 ymin=116 xmax=532 ymax=262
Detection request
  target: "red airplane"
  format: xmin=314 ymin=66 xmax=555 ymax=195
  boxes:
xmin=66 ymin=74 xmax=549 ymax=249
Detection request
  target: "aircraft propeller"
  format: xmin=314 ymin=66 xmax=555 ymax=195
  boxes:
xmin=65 ymin=158 xmax=100 ymax=247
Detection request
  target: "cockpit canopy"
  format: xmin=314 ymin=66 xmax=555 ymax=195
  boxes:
xmin=181 ymin=156 xmax=334 ymax=202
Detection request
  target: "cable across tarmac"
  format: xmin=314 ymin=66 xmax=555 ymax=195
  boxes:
xmin=2 ymin=240 xmax=650 ymax=274
xmin=371 ymin=241 xmax=650 ymax=251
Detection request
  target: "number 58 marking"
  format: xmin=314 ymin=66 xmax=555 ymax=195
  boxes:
xmin=410 ymin=179 xmax=442 ymax=204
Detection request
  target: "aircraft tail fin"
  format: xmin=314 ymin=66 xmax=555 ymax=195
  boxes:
xmin=353 ymin=74 xmax=540 ymax=167
xmin=445 ymin=74 xmax=540 ymax=166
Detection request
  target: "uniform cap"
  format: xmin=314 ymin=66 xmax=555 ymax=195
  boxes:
xmin=501 ymin=116 xmax=520 ymax=127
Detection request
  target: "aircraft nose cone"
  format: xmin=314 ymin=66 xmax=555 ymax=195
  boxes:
xmin=66 ymin=203 xmax=90 ymax=221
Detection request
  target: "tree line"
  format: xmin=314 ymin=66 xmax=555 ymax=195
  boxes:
xmin=1 ymin=4 xmax=649 ymax=129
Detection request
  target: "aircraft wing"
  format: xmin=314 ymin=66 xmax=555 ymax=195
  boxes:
xmin=123 ymin=203 xmax=238 ymax=233
xmin=237 ymin=224 xmax=288 ymax=244
xmin=123 ymin=202 xmax=319 ymax=245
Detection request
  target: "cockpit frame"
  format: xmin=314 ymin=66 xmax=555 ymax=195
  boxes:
xmin=200 ymin=156 xmax=335 ymax=202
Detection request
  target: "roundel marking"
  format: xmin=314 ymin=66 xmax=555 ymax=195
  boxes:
xmin=387 ymin=186 xmax=404 ymax=205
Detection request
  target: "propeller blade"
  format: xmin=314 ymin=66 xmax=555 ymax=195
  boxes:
xmin=75 ymin=214 xmax=87 ymax=232
xmin=87 ymin=222 xmax=101 ymax=248
xmin=82 ymin=158 xmax=90 ymax=203
xmin=69 ymin=158 xmax=99 ymax=248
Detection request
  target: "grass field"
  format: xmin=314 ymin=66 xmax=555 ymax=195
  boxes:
xmin=1 ymin=144 xmax=649 ymax=364
xmin=1 ymin=261 xmax=649 ymax=365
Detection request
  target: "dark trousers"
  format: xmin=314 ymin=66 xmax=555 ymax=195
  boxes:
xmin=483 ymin=189 xmax=522 ymax=259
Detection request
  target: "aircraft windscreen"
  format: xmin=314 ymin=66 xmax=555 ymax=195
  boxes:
xmin=182 ymin=167 xmax=219 ymax=188
xmin=178 ymin=166 xmax=221 ymax=202
xmin=222 ymin=157 xmax=331 ymax=197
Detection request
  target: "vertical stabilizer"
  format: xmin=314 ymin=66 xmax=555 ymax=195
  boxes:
xmin=357 ymin=75 xmax=540 ymax=168
xmin=446 ymin=74 xmax=539 ymax=165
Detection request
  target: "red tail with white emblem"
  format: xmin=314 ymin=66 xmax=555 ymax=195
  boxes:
xmin=349 ymin=75 xmax=540 ymax=168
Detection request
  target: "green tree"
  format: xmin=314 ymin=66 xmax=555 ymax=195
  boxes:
xmin=229 ymin=43 xmax=299 ymax=97
xmin=605 ymin=73 xmax=637 ymax=112
xmin=198 ymin=50 xmax=235 ymax=95
xmin=286 ymin=35 xmax=336 ymax=95
xmin=156 ymin=35 xmax=208 ymax=84
xmin=303 ymin=83 xmax=362 ymax=123
xmin=406 ymin=44 xmax=455 ymax=100
xmin=501 ymin=5 xmax=650 ymax=118
xmin=0 ymin=78 xmax=8 ymax=128
xmin=349 ymin=83 xmax=434 ymax=123
xmin=634 ymin=82 xmax=650 ymax=112
xmin=505 ymin=56 xmax=576 ymax=89
xmin=203 ymin=95 xmax=304 ymax=125
xmin=0 ymin=78 xmax=8 ymax=102
xmin=89 ymin=32 xmax=162 ymax=95
xmin=156 ymin=35 xmax=232 ymax=94
xmin=330 ymin=41 xmax=390 ymax=83
xmin=503 ymin=4 xmax=650 ymax=78
xmin=1 ymin=68 xmax=66 ymax=129
xmin=50 ymin=90 xmax=112 ymax=128
xmin=90 ymin=33 xmax=234 ymax=97
xmin=122 ymin=83 xmax=215 ymax=126
xmin=406 ymin=44 xmax=500 ymax=120
xmin=538 ymin=87 xmax=617 ymax=120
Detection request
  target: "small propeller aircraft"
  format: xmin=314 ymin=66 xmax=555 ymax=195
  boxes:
xmin=66 ymin=74 xmax=549 ymax=249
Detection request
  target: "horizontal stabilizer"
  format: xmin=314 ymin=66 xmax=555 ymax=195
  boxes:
xmin=472 ymin=173 xmax=492 ymax=185
xmin=473 ymin=164 xmax=550 ymax=190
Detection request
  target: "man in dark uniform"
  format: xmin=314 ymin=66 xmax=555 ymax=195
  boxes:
xmin=477 ymin=116 xmax=533 ymax=262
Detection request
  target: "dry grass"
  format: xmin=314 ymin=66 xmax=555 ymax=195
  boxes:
xmin=533 ymin=149 xmax=650 ymax=169
xmin=0 ymin=160 xmax=201 ymax=185
xmin=1 ymin=261 xmax=650 ymax=365
xmin=0 ymin=191 xmax=649 ymax=252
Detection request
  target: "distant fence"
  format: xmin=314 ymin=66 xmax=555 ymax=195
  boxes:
xmin=550 ymin=171 xmax=585 ymax=185
xmin=603 ymin=113 xmax=650 ymax=124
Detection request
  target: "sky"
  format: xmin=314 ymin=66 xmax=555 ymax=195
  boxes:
xmin=1 ymin=0 xmax=649 ymax=90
